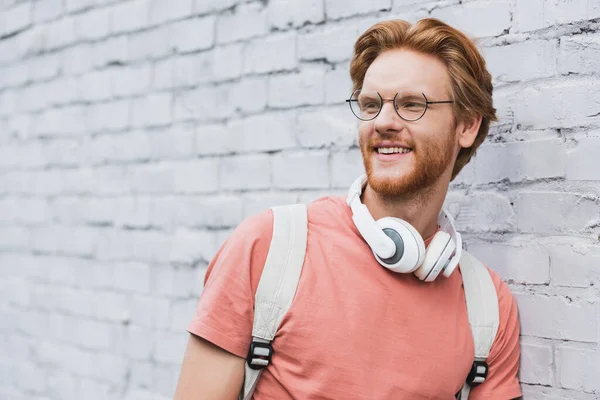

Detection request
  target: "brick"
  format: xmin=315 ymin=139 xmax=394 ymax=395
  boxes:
xmin=559 ymin=33 xmax=600 ymax=75
xmin=467 ymin=243 xmax=550 ymax=284
xmin=226 ymin=112 xmax=297 ymax=152
xmin=325 ymin=0 xmax=391 ymax=19
xmin=130 ymin=295 xmax=170 ymax=328
xmin=169 ymin=16 xmax=215 ymax=52
xmin=111 ymin=64 xmax=151 ymax=97
xmin=515 ymin=192 xmax=598 ymax=234
xmin=331 ymin=149 xmax=366 ymax=188
xmin=64 ymin=0 xmax=94 ymax=13
xmin=268 ymin=68 xmax=325 ymax=108
xmin=196 ymin=123 xmax=230 ymax=155
xmin=153 ymin=363 xmax=180 ymax=397
xmin=567 ymin=136 xmax=600 ymax=181
xmin=15 ymin=85 xmax=50 ymax=113
xmin=516 ymin=293 xmax=598 ymax=342
xmin=172 ymin=159 xmax=220 ymax=194
xmin=2 ymin=2 xmax=31 ymax=36
xmin=83 ymin=354 xmax=128 ymax=384
xmin=550 ymin=244 xmax=600 ymax=288
xmin=15 ymin=362 xmax=46 ymax=392
xmin=195 ymin=0 xmax=237 ymax=15
xmin=118 ymin=325 xmax=153 ymax=360
xmin=297 ymin=105 xmax=357 ymax=148
xmin=173 ymin=84 xmax=235 ymax=123
xmin=213 ymin=43 xmax=244 ymax=81
xmin=74 ymin=7 xmax=111 ymax=41
xmin=131 ymin=93 xmax=172 ymax=128
xmin=515 ymin=0 xmax=600 ymax=33
xmin=148 ymin=123 xmax=196 ymax=160
xmin=273 ymin=151 xmax=330 ymax=189
xmin=170 ymin=229 xmax=215 ymax=264
xmin=169 ymin=298 xmax=197 ymax=331
xmin=77 ymin=70 xmax=113 ymax=102
xmin=298 ymin=24 xmax=357 ymax=63
xmin=512 ymin=79 xmax=600 ymax=129
xmin=242 ymin=192 xmax=299 ymax=217
xmin=325 ymin=66 xmax=353 ymax=104
xmin=175 ymin=195 xmax=243 ymax=228
xmin=160 ymin=52 xmax=213 ymax=89
xmin=130 ymin=164 xmax=175 ymax=194
xmin=110 ymin=0 xmax=149 ymax=34
xmin=31 ymin=226 xmax=98 ymax=257
xmin=73 ymin=318 xmax=116 ymax=350
xmin=216 ymin=3 xmax=268 ymax=44
xmin=451 ymin=192 xmax=515 ymax=233
xmin=0 ymin=219 xmax=29 ymax=246
xmin=92 ymin=36 xmax=129 ymax=68
xmin=244 ymin=32 xmax=297 ymax=74
xmin=430 ymin=1 xmax=510 ymax=38
xmin=153 ymin=331 xmax=187 ymax=364
xmin=148 ymin=0 xmax=193 ymax=25
xmin=0 ymin=197 xmax=49 ymax=224
xmin=85 ymin=99 xmax=131 ymax=133
xmin=233 ymin=76 xmax=268 ymax=114
xmin=557 ymin=343 xmax=600 ymax=392
xmin=221 ymin=154 xmax=271 ymax=190
xmin=267 ymin=0 xmax=324 ymax=29
xmin=45 ymin=78 xmax=78 ymax=107
xmin=112 ymin=262 xmax=152 ymax=293
xmin=127 ymin=26 xmax=173 ymax=61
xmin=474 ymin=139 xmax=566 ymax=183
xmin=47 ymin=371 xmax=78 ymax=400
xmin=0 ymin=64 xmax=28 ymax=88
xmin=514 ymin=0 xmax=544 ymax=32
xmin=29 ymin=52 xmax=61 ymax=82
xmin=484 ymin=40 xmax=557 ymax=83
xmin=61 ymin=43 xmax=95 ymax=76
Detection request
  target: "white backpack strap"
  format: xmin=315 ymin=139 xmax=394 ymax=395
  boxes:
xmin=458 ymin=250 xmax=500 ymax=400
xmin=241 ymin=204 xmax=308 ymax=400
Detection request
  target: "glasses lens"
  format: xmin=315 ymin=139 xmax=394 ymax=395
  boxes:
xmin=395 ymin=92 xmax=427 ymax=121
xmin=349 ymin=90 xmax=380 ymax=121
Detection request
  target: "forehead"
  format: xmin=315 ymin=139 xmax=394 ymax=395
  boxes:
xmin=362 ymin=49 xmax=451 ymax=97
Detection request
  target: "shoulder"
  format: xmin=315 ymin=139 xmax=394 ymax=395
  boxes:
xmin=203 ymin=208 xmax=274 ymax=295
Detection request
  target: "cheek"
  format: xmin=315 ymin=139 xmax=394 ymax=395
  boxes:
xmin=358 ymin=122 xmax=373 ymax=142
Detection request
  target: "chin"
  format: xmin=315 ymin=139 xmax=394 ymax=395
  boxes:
xmin=365 ymin=167 xmax=422 ymax=197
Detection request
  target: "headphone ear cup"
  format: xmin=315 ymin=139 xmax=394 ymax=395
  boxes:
xmin=373 ymin=217 xmax=425 ymax=273
xmin=414 ymin=232 xmax=456 ymax=282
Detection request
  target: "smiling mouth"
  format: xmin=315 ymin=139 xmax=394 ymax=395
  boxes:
xmin=375 ymin=146 xmax=413 ymax=154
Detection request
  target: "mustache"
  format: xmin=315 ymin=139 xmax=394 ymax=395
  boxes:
xmin=363 ymin=137 xmax=415 ymax=149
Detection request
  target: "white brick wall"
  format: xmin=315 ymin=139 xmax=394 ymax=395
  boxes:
xmin=1 ymin=0 xmax=599 ymax=399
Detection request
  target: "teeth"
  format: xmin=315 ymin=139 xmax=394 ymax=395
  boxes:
xmin=377 ymin=147 xmax=412 ymax=154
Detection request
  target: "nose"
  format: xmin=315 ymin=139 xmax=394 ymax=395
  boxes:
xmin=374 ymin=99 xmax=405 ymax=135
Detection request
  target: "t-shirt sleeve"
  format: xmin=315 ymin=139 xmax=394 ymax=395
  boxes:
xmin=469 ymin=267 xmax=522 ymax=400
xmin=186 ymin=209 xmax=274 ymax=359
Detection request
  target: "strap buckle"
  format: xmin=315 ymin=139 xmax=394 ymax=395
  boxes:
xmin=246 ymin=340 xmax=273 ymax=370
xmin=466 ymin=359 xmax=488 ymax=386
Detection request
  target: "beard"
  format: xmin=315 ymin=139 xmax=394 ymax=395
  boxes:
xmin=359 ymin=129 xmax=456 ymax=198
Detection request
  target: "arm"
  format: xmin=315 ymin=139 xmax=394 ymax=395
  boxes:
xmin=174 ymin=210 xmax=274 ymax=400
xmin=173 ymin=334 xmax=245 ymax=400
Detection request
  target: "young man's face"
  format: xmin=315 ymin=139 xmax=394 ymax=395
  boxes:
xmin=358 ymin=49 xmax=460 ymax=197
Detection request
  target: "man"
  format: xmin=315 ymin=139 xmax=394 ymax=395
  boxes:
xmin=173 ymin=18 xmax=522 ymax=400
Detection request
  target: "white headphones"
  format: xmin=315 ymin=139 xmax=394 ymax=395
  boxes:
xmin=346 ymin=174 xmax=463 ymax=282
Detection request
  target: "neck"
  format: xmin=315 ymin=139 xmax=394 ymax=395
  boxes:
xmin=361 ymin=179 xmax=450 ymax=240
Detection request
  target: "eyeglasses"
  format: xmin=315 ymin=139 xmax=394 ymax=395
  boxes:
xmin=346 ymin=90 xmax=454 ymax=122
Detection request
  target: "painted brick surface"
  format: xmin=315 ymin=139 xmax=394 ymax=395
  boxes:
xmin=1 ymin=0 xmax=599 ymax=399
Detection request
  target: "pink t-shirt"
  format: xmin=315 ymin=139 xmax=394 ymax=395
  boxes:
xmin=188 ymin=196 xmax=522 ymax=399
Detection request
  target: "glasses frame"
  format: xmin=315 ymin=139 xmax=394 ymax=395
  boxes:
xmin=345 ymin=90 xmax=455 ymax=122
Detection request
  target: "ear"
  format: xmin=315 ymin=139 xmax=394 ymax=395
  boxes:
xmin=456 ymin=114 xmax=482 ymax=149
